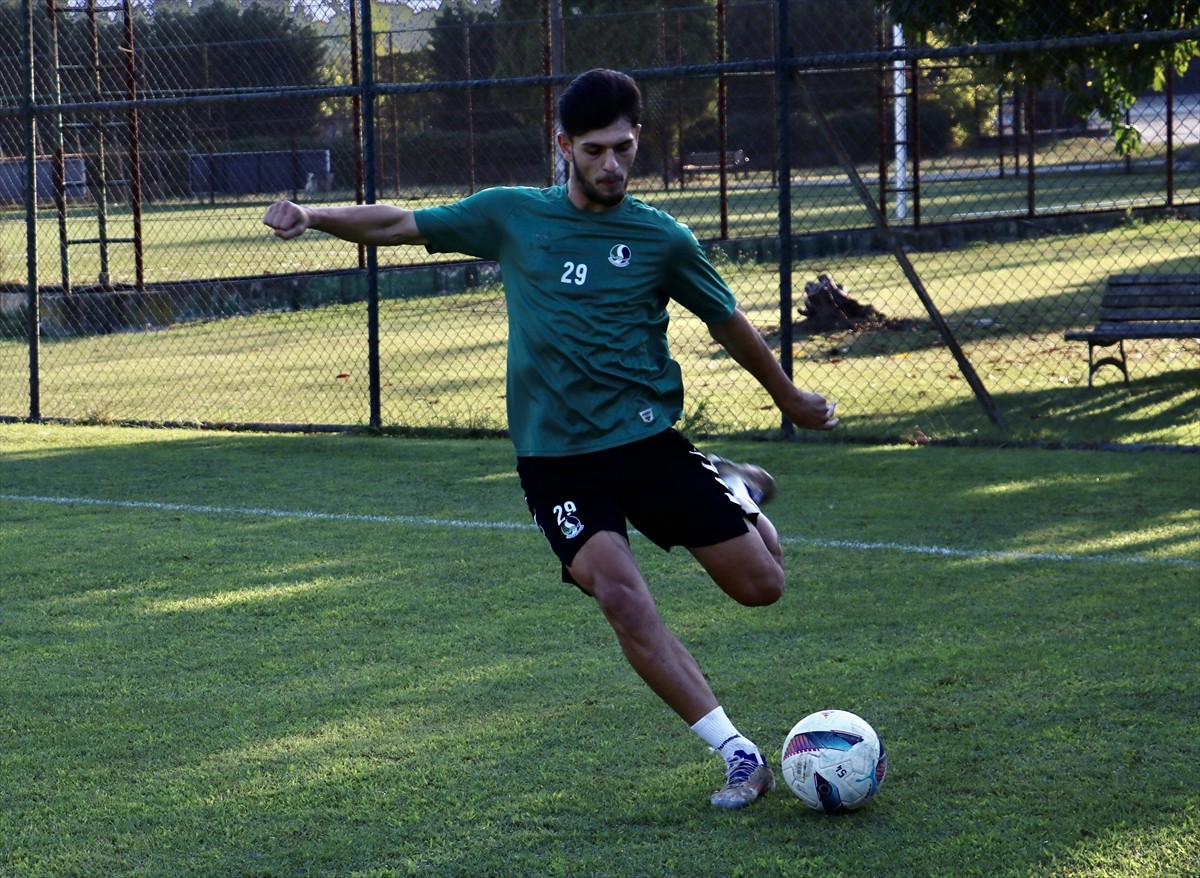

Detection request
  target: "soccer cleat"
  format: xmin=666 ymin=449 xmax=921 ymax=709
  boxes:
xmin=708 ymin=455 xmax=778 ymax=507
xmin=710 ymin=752 xmax=776 ymax=809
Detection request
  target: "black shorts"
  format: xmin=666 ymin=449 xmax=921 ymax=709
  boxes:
xmin=516 ymin=429 xmax=754 ymax=584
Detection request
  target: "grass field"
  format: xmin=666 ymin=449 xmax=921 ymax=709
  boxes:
xmin=2 ymin=217 xmax=1196 ymax=446
xmin=2 ymin=135 xmax=1195 ymax=288
xmin=1 ymin=130 xmax=1196 ymax=446
xmin=2 ymin=423 xmax=1197 ymax=877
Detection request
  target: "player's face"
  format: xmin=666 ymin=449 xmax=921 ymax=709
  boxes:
xmin=559 ymin=119 xmax=640 ymax=211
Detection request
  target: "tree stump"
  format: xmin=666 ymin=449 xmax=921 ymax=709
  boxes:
xmin=796 ymin=274 xmax=888 ymax=333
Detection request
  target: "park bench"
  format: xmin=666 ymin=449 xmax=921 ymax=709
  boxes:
xmin=681 ymin=149 xmax=750 ymax=180
xmin=1064 ymin=273 xmax=1200 ymax=386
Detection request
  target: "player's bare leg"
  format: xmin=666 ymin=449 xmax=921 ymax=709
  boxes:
xmin=689 ymin=526 xmax=783 ymax=607
xmin=689 ymin=455 xmax=784 ymax=805
xmin=569 ymin=531 xmax=718 ymax=723
xmin=568 ymin=530 xmax=774 ymax=808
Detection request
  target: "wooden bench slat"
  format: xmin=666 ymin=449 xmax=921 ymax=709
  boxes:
xmin=1103 ymin=286 xmax=1199 ymax=300
xmin=1094 ymin=308 xmax=1200 ymax=321
xmin=1109 ymin=273 xmax=1200 ymax=286
xmin=1066 ymin=322 xmax=1200 ymax=340
xmin=1101 ymin=292 xmax=1200 ymax=308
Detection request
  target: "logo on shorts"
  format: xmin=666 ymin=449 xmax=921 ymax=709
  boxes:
xmin=555 ymin=501 xmax=585 ymax=539
xmin=639 ymin=407 xmax=655 ymax=424
xmin=608 ymin=244 xmax=632 ymax=268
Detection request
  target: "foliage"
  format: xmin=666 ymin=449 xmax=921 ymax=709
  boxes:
xmin=142 ymin=1 xmax=327 ymax=149
xmin=880 ymin=0 xmax=1200 ymax=155
xmin=492 ymin=0 xmax=719 ymax=172
xmin=726 ymin=0 xmax=883 ymax=166
xmin=388 ymin=125 xmax=546 ymax=185
xmin=425 ymin=1 xmax=504 ymax=131
xmin=0 ymin=1 xmax=326 ymax=159
xmin=919 ymin=37 xmax=1000 ymax=148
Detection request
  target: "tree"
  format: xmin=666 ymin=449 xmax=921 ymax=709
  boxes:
xmin=426 ymin=1 xmax=503 ymax=131
xmin=492 ymin=0 xmax=719 ymax=177
xmin=144 ymin=1 xmax=326 ymax=149
xmin=724 ymin=0 xmax=883 ymax=168
xmin=880 ymin=0 xmax=1200 ymax=154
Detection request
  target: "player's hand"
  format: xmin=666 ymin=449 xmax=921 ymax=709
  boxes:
xmin=262 ymin=200 xmax=312 ymax=240
xmin=784 ymin=390 xmax=839 ymax=431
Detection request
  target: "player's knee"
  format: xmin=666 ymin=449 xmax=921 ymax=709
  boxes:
xmin=735 ymin=570 xmax=784 ymax=607
xmin=591 ymin=577 xmax=660 ymax=634
xmin=719 ymin=557 xmax=784 ymax=606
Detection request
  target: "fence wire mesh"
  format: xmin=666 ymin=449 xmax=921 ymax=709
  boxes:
xmin=1 ymin=0 xmax=1197 ymax=447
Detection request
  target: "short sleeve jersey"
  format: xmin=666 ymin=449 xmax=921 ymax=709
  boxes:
xmin=414 ymin=185 xmax=737 ymax=457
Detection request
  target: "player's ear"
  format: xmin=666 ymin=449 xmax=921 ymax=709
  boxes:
xmin=555 ymin=131 xmax=572 ymax=162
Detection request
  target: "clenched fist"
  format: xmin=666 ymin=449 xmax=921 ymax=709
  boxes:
xmin=262 ymin=200 xmax=311 ymax=240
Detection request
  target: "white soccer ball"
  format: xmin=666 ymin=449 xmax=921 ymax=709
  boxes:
xmin=781 ymin=709 xmax=888 ymax=813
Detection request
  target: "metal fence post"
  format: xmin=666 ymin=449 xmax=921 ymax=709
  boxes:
xmin=717 ymin=0 xmax=730 ymax=240
xmin=360 ymin=0 xmax=381 ymax=430
xmin=1166 ymin=63 xmax=1175 ymax=207
xmin=23 ymin=0 xmax=40 ymax=421
xmin=775 ymin=0 xmax=793 ymax=437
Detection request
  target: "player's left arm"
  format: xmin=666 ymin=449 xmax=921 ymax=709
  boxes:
xmin=707 ymin=308 xmax=839 ymax=431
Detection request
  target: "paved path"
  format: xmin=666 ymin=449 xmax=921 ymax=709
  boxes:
xmin=1123 ymin=93 xmax=1200 ymax=145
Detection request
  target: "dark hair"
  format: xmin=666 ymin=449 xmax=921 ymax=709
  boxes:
xmin=557 ymin=68 xmax=642 ymax=138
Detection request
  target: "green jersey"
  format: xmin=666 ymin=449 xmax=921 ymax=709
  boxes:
xmin=414 ymin=185 xmax=737 ymax=457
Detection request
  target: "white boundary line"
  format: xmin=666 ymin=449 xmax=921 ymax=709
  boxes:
xmin=0 ymin=493 xmax=536 ymax=531
xmin=2 ymin=492 xmax=1196 ymax=569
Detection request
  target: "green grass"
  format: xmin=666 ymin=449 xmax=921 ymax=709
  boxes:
xmin=0 ymin=137 xmax=1196 ymax=446
xmin=1 ymin=423 xmax=1198 ymax=877
xmin=1 ymin=132 xmax=1195 ymax=287
xmin=2 ymin=219 xmax=1196 ymax=446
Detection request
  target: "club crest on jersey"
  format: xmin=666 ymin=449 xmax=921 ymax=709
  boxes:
xmin=608 ymin=244 xmax=632 ymax=267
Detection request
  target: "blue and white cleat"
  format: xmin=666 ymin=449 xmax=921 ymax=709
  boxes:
xmin=708 ymin=455 xmax=778 ymax=507
xmin=710 ymin=752 xmax=776 ymax=809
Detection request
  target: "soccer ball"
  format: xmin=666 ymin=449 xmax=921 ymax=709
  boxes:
xmin=781 ymin=709 xmax=888 ymax=813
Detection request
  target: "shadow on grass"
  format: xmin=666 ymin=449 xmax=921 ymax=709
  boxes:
xmin=1 ymin=428 xmax=1197 ymax=876
xmin=946 ymin=367 xmax=1200 ymax=447
xmin=720 ymin=365 xmax=1200 ymax=447
xmin=740 ymin=227 xmax=1200 ymax=358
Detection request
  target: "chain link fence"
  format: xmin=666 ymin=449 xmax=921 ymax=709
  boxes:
xmin=1 ymin=0 xmax=1197 ymax=447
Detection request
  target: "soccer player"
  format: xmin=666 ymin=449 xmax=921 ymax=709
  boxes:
xmin=263 ymin=68 xmax=838 ymax=809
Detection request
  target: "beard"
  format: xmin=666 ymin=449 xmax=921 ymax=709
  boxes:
xmin=572 ymin=162 xmax=627 ymax=207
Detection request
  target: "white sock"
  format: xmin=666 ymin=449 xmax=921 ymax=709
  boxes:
xmin=690 ymin=706 xmax=763 ymax=764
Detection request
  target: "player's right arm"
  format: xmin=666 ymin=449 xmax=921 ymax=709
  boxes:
xmin=262 ymin=200 xmax=427 ymax=247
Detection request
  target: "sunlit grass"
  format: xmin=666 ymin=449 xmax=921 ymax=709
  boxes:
xmin=1 ymin=161 xmax=1196 ymax=446
xmin=2 ymin=131 xmax=1194 ymax=287
xmin=1 ymin=217 xmax=1196 ymax=444
xmin=1 ymin=423 xmax=1196 ymax=877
